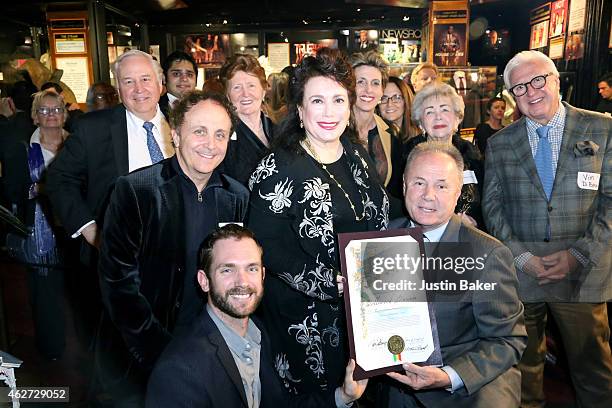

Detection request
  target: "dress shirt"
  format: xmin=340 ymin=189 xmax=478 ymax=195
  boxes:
xmin=126 ymin=107 xmax=173 ymax=172
xmin=207 ymin=305 xmax=262 ymax=408
xmin=167 ymin=93 xmax=179 ymax=107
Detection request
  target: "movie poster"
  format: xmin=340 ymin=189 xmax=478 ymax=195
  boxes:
xmin=354 ymin=30 xmax=378 ymax=51
xmin=565 ymin=33 xmax=584 ymax=60
xmin=530 ymin=20 xmax=550 ymax=49
xmin=550 ymin=0 xmax=567 ymax=38
xmin=183 ymin=34 xmax=230 ymax=65
xmin=433 ymin=24 xmax=467 ymax=66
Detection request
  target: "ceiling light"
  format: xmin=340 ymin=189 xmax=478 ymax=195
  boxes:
xmin=357 ymin=8 xmax=361 ymax=12
xmin=223 ymin=19 xmax=228 ymax=24
xmin=403 ymin=16 xmax=410 ymax=21
xmin=303 ymin=20 xmax=308 ymax=25
xmin=284 ymin=38 xmax=288 ymax=43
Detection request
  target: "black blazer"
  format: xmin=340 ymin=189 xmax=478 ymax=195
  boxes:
xmin=146 ymin=310 xmax=338 ymax=408
xmin=46 ymin=105 xmax=130 ymax=262
xmin=159 ymin=93 xmax=171 ymax=120
xmin=96 ymin=157 xmax=249 ymax=390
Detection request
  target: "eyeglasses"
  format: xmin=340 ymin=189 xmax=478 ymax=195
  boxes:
xmin=37 ymin=107 xmax=64 ymax=116
xmin=380 ymin=94 xmax=404 ymax=104
xmin=509 ymin=73 xmax=553 ymax=97
xmin=94 ymin=92 xmax=117 ymax=100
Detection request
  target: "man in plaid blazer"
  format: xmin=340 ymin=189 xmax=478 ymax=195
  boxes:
xmin=483 ymin=50 xmax=612 ymax=408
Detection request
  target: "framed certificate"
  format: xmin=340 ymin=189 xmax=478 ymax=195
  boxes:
xmin=339 ymin=229 xmax=443 ymax=380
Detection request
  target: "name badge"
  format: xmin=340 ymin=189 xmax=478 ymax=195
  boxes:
xmin=463 ymin=170 xmax=478 ymax=185
xmin=577 ymin=172 xmax=600 ymax=190
xmin=218 ymin=222 xmax=243 ymax=227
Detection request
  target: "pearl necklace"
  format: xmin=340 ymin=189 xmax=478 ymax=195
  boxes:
xmin=301 ymin=138 xmax=367 ymax=222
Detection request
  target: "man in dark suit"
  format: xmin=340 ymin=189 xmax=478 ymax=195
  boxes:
xmin=483 ymin=50 xmax=612 ymax=407
xmin=386 ymin=142 xmax=526 ymax=408
xmin=159 ymin=51 xmax=198 ymax=119
xmin=98 ymin=91 xmax=249 ymax=405
xmin=147 ymin=224 xmax=367 ymax=407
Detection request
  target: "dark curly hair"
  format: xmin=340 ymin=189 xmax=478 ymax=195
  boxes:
xmin=169 ymin=90 xmax=238 ymax=136
xmin=274 ymin=47 xmax=357 ymax=153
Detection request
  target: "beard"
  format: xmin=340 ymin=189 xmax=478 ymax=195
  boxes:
xmin=208 ymin=283 xmax=263 ymax=319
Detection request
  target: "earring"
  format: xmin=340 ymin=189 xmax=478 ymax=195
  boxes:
xmin=300 ymin=119 xmax=304 ymax=128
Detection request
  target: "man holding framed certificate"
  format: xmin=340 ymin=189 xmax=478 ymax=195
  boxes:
xmin=381 ymin=142 xmax=527 ymax=407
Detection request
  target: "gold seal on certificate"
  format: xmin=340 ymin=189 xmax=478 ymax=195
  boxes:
xmin=387 ymin=335 xmax=405 ymax=355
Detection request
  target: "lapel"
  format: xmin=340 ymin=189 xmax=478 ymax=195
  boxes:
xmin=374 ymin=114 xmax=393 ymax=187
xmin=554 ymin=102 xmax=588 ymax=180
xmin=508 ymin=117 xmax=548 ymax=200
xmin=438 ymin=215 xmax=462 ymax=243
xmin=110 ymin=105 xmax=129 ymax=176
xmin=202 ymin=311 xmax=249 ymax=407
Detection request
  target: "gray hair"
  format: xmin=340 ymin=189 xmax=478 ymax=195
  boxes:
xmin=405 ymin=141 xmax=464 ymax=185
xmin=503 ymin=50 xmax=560 ymax=90
xmin=113 ymin=49 xmax=163 ymax=84
xmin=350 ymin=50 xmax=389 ymax=87
xmin=411 ymin=82 xmax=465 ymax=125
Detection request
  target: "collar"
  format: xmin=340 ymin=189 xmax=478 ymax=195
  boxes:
xmin=170 ymin=155 xmax=223 ymax=191
xmin=126 ymin=105 xmax=164 ymax=131
xmin=410 ymin=220 xmax=449 ymax=243
xmin=525 ymin=101 xmax=566 ymax=130
xmin=206 ymin=304 xmax=261 ymax=346
xmin=167 ymin=93 xmax=179 ymax=106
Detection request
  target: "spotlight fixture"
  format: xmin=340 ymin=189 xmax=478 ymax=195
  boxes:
xmin=223 ymin=19 xmax=228 ymax=24
xmin=403 ymin=16 xmax=410 ymax=21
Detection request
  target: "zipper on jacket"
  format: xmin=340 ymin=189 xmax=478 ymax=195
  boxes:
xmin=197 ymin=191 xmax=203 ymax=202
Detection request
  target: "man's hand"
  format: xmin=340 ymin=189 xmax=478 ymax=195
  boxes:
xmin=523 ymin=256 xmax=548 ymax=279
xmin=538 ymin=250 xmax=577 ymax=284
xmin=386 ymin=363 xmax=451 ymax=390
xmin=337 ymin=359 xmax=368 ymax=405
xmin=81 ymin=223 xmax=101 ymax=249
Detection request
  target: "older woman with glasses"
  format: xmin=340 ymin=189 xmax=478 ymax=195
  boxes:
xmin=378 ymin=76 xmax=420 ymax=143
xmin=350 ymin=51 xmax=405 ymax=202
xmin=405 ymin=82 xmax=484 ymax=228
xmin=4 ymin=89 xmax=70 ymax=359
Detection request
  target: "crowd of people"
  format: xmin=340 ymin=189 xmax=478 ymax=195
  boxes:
xmin=0 ymin=46 xmax=610 ymax=408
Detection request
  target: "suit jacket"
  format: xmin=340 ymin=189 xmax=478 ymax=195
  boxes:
xmin=146 ymin=310 xmax=338 ymax=408
xmin=385 ymin=215 xmax=527 ymax=408
xmin=483 ymin=102 xmax=612 ymax=302
xmin=46 ymin=104 xmax=130 ymax=263
xmin=159 ymin=93 xmax=171 ymax=120
xmin=96 ymin=157 xmax=249 ymax=391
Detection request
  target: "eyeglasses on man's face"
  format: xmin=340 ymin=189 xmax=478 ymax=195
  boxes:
xmin=37 ymin=107 xmax=64 ymax=116
xmin=380 ymin=94 xmax=404 ymax=104
xmin=509 ymin=73 xmax=553 ymax=97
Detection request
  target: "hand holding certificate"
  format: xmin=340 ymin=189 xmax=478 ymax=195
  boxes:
xmin=339 ymin=229 xmax=443 ymax=380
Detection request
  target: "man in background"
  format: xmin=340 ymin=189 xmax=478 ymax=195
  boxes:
xmin=159 ymin=51 xmax=198 ymax=118
xmin=596 ymin=73 xmax=612 ymax=115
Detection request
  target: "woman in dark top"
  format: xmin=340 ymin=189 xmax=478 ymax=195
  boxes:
xmin=474 ymin=96 xmax=505 ymax=156
xmin=349 ymin=51 xmax=405 ymax=202
xmin=219 ymin=54 xmax=275 ymax=186
xmin=248 ymin=48 xmax=388 ymax=395
xmin=405 ymin=82 xmax=485 ymax=229
xmin=4 ymin=90 xmax=70 ymax=359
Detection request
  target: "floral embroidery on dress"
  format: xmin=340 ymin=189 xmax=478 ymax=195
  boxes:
xmin=259 ymin=178 xmax=294 ymax=214
xmin=379 ymin=190 xmax=389 ymax=230
xmin=300 ymin=178 xmax=332 ymax=216
xmin=322 ymin=317 xmax=340 ymax=348
xmin=288 ymin=313 xmax=325 ymax=378
xmin=248 ymin=153 xmax=278 ymax=191
xmin=275 ymin=353 xmax=302 ymax=394
xmin=297 ymin=178 xmax=335 ymax=255
xmin=278 ymin=255 xmax=335 ymax=301
xmin=354 ymin=149 xmax=370 ymax=173
xmin=350 ymin=162 xmax=366 ymax=188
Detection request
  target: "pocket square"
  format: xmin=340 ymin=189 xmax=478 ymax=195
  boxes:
xmin=574 ymin=141 xmax=599 ymax=157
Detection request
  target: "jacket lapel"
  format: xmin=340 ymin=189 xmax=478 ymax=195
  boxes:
xmin=554 ymin=102 xmax=588 ymax=180
xmin=203 ymin=313 xmax=249 ymax=407
xmin=508 ymin=117 xmax=548 ymax=200
xmin=111 ymin=105 xmax=129 ymax=176
xmin=374 ymin=114 xmax=393 ymax=186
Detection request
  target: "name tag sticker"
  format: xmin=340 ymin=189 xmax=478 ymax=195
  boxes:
xmin=218 ymin=222 xmax=243 ymax=227
xmin=463 ymin=170 xmax=478 ymax=185
xmin=577 ymin=172 xmax=600 ymax=190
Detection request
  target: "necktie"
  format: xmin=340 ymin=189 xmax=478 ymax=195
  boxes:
xmin=534 ymin=126 xmax=554 ymax=200
xmin=459 ymin=78 xmax=466 ymax=95
xmin=143 ymin=121 xmax=164 ymax=164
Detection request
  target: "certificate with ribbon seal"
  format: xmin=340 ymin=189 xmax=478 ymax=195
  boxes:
xmin=338 ymin=229 xmax=443 ymax=380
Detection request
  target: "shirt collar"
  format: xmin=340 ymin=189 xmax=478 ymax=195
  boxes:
xmin=206 ymin=304 xmax=261 ymax=346
xmin=525 ymin=101 xmax=566 ymax=131
xmin=167 ymin=93 xmax=179 ymax=105
xmin=126 ymin=105 xmax=164 ymax=131
xmin=410 ymin=220 xmax=449 ymax=243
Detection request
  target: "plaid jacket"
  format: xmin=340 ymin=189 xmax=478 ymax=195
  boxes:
xmin=483 ymin=102 xmax=611 ymax=302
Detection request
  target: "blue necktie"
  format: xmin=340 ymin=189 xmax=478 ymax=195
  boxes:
xmin=534 ymin=125 xmax=554 ymax=200
xmin=143 ymin=121 xmax=164 ymax=164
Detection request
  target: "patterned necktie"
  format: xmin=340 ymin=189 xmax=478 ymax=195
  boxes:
xmin=534 ymin=125 xmax=554 ymax=200
xmin=143 ymin=121 xmax=164 ymax=164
